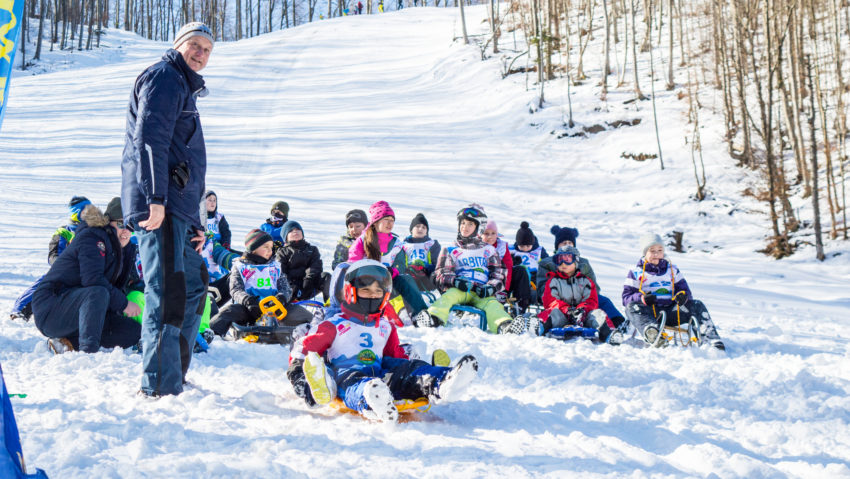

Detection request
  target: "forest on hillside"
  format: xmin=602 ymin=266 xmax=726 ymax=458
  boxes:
xmin=15 ymin=0 xmax=850 ymax=260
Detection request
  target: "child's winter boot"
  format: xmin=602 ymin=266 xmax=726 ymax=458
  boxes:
xmin=304 ymin=351 xmax=336 ymax=406
xmin=363 ymin=379 xmax=398 ymax=423
xmin=432 ymin=355 xmax=478 ymax=404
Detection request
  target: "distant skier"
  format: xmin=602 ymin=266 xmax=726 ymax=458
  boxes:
xmin=357 ymin=1 xmax=363 ymax=14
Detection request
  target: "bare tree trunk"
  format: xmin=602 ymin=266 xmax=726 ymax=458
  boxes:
xmin=602 ymin=0 xmax=611 ymax=99
xmin=235 ymin=0 xmax=242 ymax=39
xmin=648 ymin=0 xmax=664 ymax=169
xmin=458 ymin=0 xmax=469 ymax=44
xmin=77 ymin=0 xmax=85 ymax=50
xmin=629 ymin=0 xmax=645 ymax=99
xmin=35 ymin=0 xmax=46 ymax=60
xmin=665 ymin=0 xmax=673 ymax=89
xmin=20 ymin=5 xmax=27 ymax=70
xmin=806 ymin=56 xmax=825 ymax=261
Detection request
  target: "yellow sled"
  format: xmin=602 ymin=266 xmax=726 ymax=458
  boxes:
xmin=329 ymin=397 xmax=431 ymax=422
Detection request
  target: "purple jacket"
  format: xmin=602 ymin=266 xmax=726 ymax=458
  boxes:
xmin=622 ymin=258 xmax=692 ymax=307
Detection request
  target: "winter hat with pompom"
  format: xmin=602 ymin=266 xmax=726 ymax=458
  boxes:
xmin=515 ymin=221 xmax=536 ymax=246
xmin=550 ymin=225 xmax=579 ymax=249
xmin=244 ymin=229 xmax=273 ymax=253
xmin=68 ymin=196 xmax=91 ymax=222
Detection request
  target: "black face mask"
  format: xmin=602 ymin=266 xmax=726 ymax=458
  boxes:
xmin=287 ymin=239 xmax=306 ymax=249
xmin=356 ymin=296 xmax=384 ymax=315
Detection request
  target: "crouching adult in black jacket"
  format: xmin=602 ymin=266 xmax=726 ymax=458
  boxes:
xmin=33 ymin=198 xmax=141 ymax=353
xmin=275 ymin=221 xmax=324 ymax=302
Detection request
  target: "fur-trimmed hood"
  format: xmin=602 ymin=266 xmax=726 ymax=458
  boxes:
xmin=80 ymin=204 xmax=109 ymax=228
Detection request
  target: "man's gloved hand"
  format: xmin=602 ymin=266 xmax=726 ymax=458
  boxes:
xmin=453 ymin=278 xmax=472 ymax=292
xmin=642 ymin=293 xmax=657 ymax=306
xmin=673 ymin=291 xmax=688 ymax=306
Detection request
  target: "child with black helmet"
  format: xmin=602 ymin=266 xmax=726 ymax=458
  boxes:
xmin=287 ymin=259 xmax=478 ymax=422
xmin=425 ymin=204 xmax=512 ymax=333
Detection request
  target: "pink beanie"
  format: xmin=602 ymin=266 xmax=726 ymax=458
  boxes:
xmin=484 ymin=220 xmax=498 ymax=233
xmin=368 ymin=201 xmax=395 ymax=226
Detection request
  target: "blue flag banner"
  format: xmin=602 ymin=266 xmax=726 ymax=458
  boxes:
xmin=1 ymin=362 xmax=49 ymax=478
xmin=0 ymin=0 xmax=26 ymax=131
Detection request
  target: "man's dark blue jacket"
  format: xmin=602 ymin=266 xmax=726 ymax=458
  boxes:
xmin=121 ymin=49 xmax=207 ymax=230
xmin=34 ymin=220 xmax=134 ymax=317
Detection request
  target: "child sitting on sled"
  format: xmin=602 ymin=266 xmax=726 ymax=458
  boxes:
xmin=424 ymin=204 xmax=513 ymax=333
xmin=537 ymin=225 xmax=627 ymax=333
xmin=286 ymin=260 xmax=478 ymax=422
xmin=400 ymin=213 xmax=441 ymax=290
xmin=539 ymin=246 xmax=624 ymax=344
xmin=622 ymin=234 xmax=724 ymax=349
xmin=509 ymin=221 xmax=549 ymax=304
xmin=479 ymin=219 xmax=533 ymax=314
xmin=208 ymin=229 xmax=312 ymax=337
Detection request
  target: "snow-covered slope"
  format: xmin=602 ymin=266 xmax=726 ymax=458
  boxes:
xmin=1 ymin=7 xmax=849 ymax=478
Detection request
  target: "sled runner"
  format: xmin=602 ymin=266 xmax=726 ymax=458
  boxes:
xmin=649 ymin=310 xmax=725 ymax=350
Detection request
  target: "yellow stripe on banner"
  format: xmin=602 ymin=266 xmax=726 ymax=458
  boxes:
xmin=1 ymin=0 xmax=18 ymax=63
xmin=0 ymin=77 xmax=6 ymax=107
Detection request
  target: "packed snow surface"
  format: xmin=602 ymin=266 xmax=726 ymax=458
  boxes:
xmin=1 ymin=6 xmax=849 ymax=478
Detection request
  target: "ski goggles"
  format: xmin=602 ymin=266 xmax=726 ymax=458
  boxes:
xmin=459 ymin=207 xmax=484 ymax=218
xmin=553 ymin=252 xmax=577 ymax=266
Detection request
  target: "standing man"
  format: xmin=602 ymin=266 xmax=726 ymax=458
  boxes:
xmin=121 ymin=22 xmax=214 ymax=397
